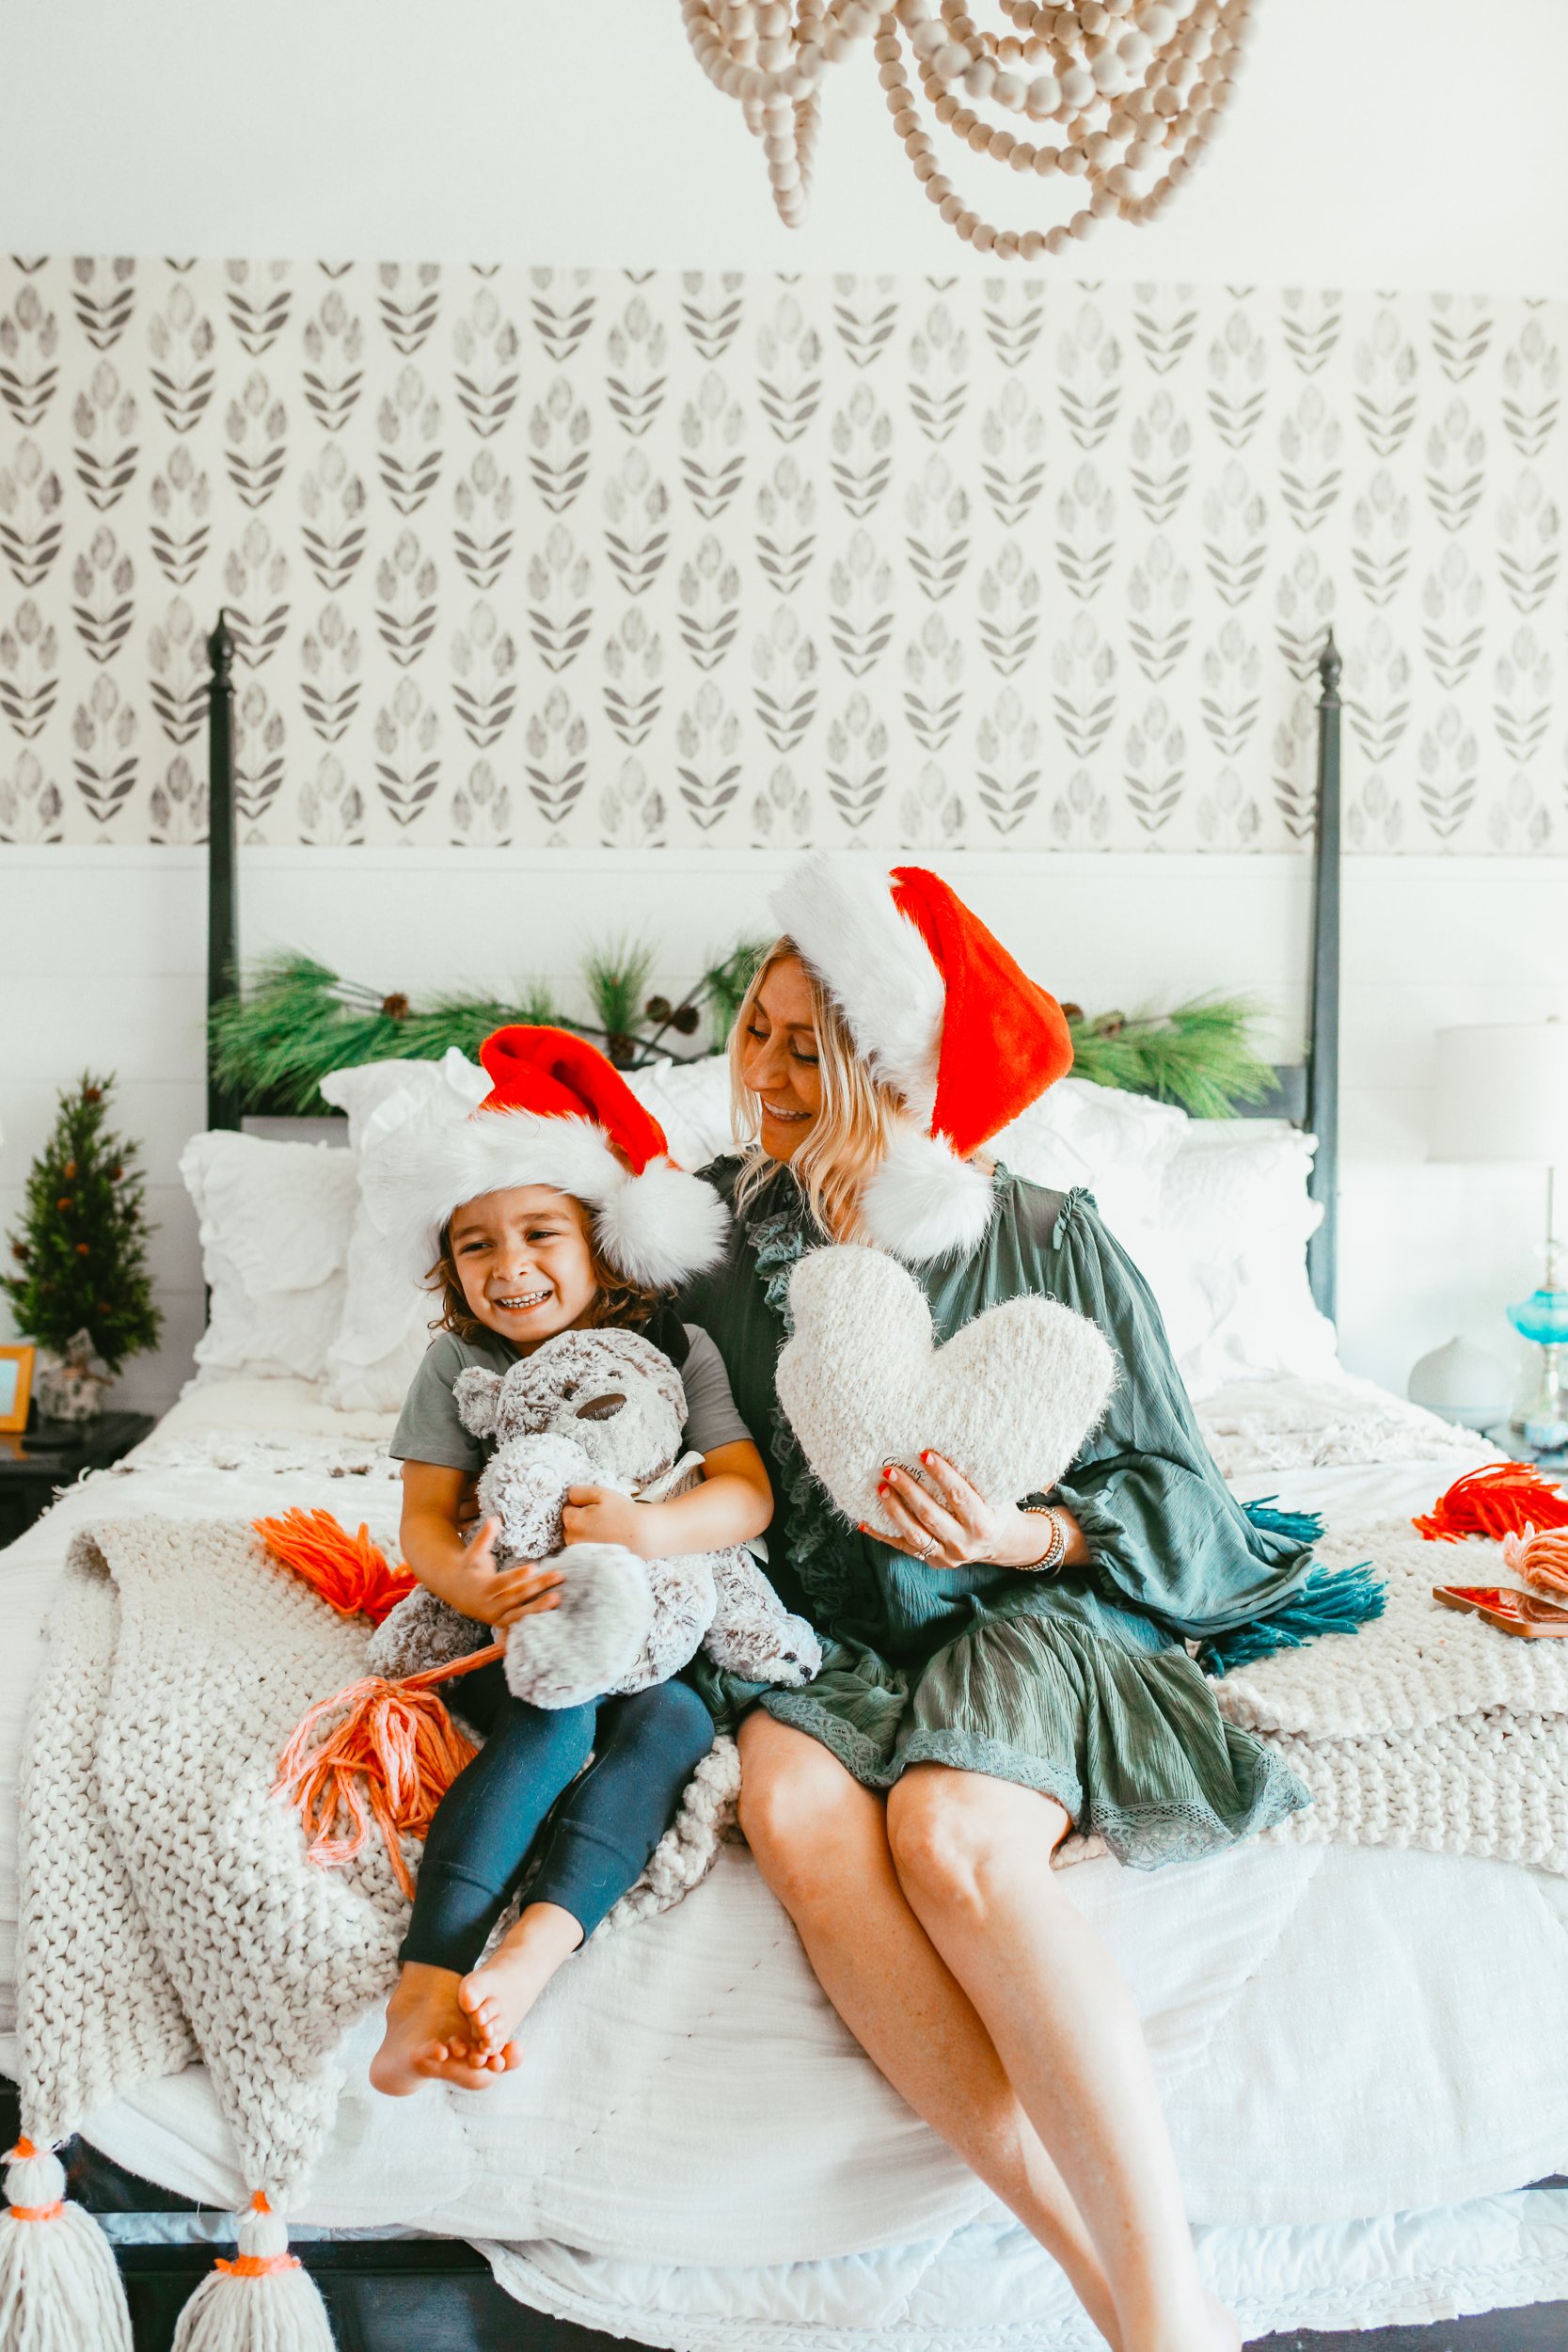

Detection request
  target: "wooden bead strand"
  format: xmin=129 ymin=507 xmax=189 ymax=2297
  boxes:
xmin=679 ymin=0 xmax=1249 ymax=243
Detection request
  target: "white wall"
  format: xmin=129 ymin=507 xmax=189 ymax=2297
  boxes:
xmin=2 ymin=2 xmax=1567 ymax=297
xmin=3 ymin=844 xmax=1562 ymax=1416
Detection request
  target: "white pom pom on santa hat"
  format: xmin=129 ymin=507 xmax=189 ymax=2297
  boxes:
xmin=357 ymin=1026 xmax=728 ymax=1292
xmin=770 ymin=853 xmax=1074 ymax=1261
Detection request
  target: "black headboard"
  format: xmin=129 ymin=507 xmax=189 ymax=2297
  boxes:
xmin=201 ymin=625 xmax=1343 ymax=1321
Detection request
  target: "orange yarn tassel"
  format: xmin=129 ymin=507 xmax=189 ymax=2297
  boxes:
xmin=272 ymin=1644 xmax=504 ymax=1898
xmin=255 ymin=1506 xmax=417 ymax=1626
xmin=1413 ymin=1461 xmax=1568 ymax=1544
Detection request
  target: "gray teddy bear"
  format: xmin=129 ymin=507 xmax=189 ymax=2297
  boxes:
xmin=369 ymin=1325 xmax=820 ymax=1711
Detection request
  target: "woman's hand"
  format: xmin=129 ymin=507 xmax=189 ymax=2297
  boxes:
xmin=446 ymin=1516 xmax=565 ymax=1627
xmin=862 ymin=1454 xmax=1084 ymax=1573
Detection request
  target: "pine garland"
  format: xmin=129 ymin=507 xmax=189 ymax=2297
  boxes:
xmin=208 ymin=943 xmax=770 ymax=1117
xmin=1063 ymin=997 xmax=1277 ymax=1120
xmin=210 ymin=952 xmax=1276 ymax=1124
xmin=2 ymin=1073 xmax=163 ymax=1373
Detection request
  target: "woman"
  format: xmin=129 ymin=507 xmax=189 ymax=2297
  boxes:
xmin=680 ymin=855 xmax=1357 ymax=2352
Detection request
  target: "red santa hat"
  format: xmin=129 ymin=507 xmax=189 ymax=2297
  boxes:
xmin=769 ymin=854 xmax=1073 ymax=1260
xmin=359 ymin=1025 xmax=729 ymax=1293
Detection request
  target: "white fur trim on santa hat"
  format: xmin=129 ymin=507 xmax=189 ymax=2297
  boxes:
xmin=357 ymin=1105 xmax=727 ymax=1289
xmin=770 ymin=852 xmax=944 ymax=1120
xmin=859 ymin=1120 xmax=997 ymax=1263
xmin=592 ymin=1153 xmax=730 ymax=1291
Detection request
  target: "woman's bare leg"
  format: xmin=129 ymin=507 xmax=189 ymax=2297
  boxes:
xmin=885 ymin=1763 xmax=1234 ymax=2352
xmin=738 ymin=1714 xmax=1123 ymax=2350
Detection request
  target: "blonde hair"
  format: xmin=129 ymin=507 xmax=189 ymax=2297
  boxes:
xmin=728 ymin=939 xmax=905 ymax=1241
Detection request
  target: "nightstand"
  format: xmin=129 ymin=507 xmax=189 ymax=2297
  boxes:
xmin=0 ymin=1411 xmax=156 ymax=1549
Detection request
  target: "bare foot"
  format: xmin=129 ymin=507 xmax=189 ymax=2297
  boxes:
xmin=369 ymin=1962 xmax=514 ymax=2096
xmin=457 ymin=1900 xmax=584 ymax=2064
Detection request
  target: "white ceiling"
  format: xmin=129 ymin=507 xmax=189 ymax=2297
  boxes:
xmin=2 ymin=0 xmax=1564 ymax=294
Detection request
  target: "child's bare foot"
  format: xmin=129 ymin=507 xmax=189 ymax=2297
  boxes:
xmin=370 ymin=1963 xmax=512 ymax=2096
xmin=457 ymin=1901 xmax=584 ymax=2067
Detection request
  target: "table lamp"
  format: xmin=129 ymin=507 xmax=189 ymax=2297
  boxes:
xmin=1431 ymin=1020 xmax=1568 ymax=1451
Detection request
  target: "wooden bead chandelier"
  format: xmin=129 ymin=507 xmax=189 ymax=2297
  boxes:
xmin=679 ymin=0 xmax=1251 ymax=257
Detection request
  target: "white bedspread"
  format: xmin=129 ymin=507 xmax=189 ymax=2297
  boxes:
xmin=1 ymin=1370 xmax=1562 ymax=2344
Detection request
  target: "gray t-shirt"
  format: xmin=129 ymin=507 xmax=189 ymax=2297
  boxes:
xmin=391 ymin=1322 xmax=753 ymax=1475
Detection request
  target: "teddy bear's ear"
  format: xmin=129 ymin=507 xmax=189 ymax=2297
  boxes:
xmin=452 ymin=1366 xmax=504 ymax=1438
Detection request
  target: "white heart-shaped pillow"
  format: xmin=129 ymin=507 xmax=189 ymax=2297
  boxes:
xmin=776 ymin=1246 xmax=1116 ymax=1537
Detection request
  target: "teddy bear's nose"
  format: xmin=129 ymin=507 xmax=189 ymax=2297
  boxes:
xmin=575 ymin=1392 xmax=626 ymax=1422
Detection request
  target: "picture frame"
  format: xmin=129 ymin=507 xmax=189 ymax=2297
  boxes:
xmin=0 ymin=1343 xmax=35 ymax=1436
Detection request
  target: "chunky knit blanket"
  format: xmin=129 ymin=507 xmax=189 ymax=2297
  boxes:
xmin=1221 ymin=1522 xmax=1568 ymax=1875
xmin=17 ymin=1515 xmax=737 ymax=2205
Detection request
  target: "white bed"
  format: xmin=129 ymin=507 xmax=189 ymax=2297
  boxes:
xmin=4 ymin=1366 xmax=1565 ymax=2348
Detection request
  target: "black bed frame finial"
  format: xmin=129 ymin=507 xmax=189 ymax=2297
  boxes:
xmin=205 ymin=611 xmax=239 ymax=1132
xmin=1306 ymin=630 xmax=1341 ymax=1324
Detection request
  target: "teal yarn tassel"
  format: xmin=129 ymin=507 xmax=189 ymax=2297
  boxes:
xmin=1243 ymin=1496 xmax=1325 ymax=1546
xmin=1198 ymin=1561 xmax=1386 ymax=1679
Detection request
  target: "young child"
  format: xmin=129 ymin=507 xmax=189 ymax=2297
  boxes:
xmin=368 ymin=1025 xmax=771 ymax=2096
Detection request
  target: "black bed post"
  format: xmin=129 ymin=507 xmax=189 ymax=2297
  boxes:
xmin=206 ymin=611 xmax=239 ymax=1132
xmin=1306 ymin=631 xmax=1341 ymax=1324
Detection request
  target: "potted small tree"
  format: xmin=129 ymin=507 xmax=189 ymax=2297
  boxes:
xmin=2 ymin=1073 xmax=162 ymax=1422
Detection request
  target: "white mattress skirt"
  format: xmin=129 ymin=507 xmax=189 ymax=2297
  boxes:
xmin=483 ymin=2191 xmax=1568 ymax=2352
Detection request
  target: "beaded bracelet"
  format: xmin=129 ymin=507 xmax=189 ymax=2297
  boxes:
xmin=1020 ymin=1501 xmax=1068 ymax=1573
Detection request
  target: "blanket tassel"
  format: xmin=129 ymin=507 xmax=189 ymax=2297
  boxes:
xmin=172 ymin=2193 xmax=333 ymax=2352
xmin=0 ymin=2137 xmax=133 ymax=2352
xmin=274 ymin=1642 xmax=504 ymax=1899
xmin=1198 ymin=1561 xmax=1386 ymax=1679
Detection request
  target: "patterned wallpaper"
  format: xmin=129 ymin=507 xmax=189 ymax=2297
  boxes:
xmin=0 ymin=257 xmax=1560 ymax=852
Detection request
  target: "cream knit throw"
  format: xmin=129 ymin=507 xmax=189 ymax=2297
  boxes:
xmin=18 ymin=1516 xmax=737 ymax=2203
xmin=1222 ymin=1522 xmax=1568 ymax=1875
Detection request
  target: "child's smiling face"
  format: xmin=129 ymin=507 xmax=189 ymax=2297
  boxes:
xmin=447 ymin=1184 xmax=599 ymax=1350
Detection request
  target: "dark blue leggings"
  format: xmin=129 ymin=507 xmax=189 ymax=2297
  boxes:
xmin=400 ymin=1661 xmax=715 ymax=1973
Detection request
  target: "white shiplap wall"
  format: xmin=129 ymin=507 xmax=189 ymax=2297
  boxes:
xmin=2 ymin=845 xmax=1562 ymax=1416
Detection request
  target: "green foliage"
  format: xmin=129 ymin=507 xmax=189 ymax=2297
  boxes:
xmin=2 ymin=1073 xmax=163 ymax=1372
xmin=580 ymin=936 xmax=657 ymax=1062
xmin=1065 ymin=996 xmax=1276 ymax=1120
xmin=209 ymin=959 xmax=529 ymax=1115
xmin=210 ymin=955 xmax=1276 ymax=1123
xmin=700 ymin=937 xmax=769 ymax=1036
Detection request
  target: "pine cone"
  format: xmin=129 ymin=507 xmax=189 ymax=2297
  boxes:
xmin=83 ymin=1086 xmax=103 ymax=1104
xmin=55 ymin=1196 xmax=72 ymax=1212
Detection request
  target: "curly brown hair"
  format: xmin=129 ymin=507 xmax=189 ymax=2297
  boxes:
xmin=425 ymin=1194 xmax=664 ymax=1343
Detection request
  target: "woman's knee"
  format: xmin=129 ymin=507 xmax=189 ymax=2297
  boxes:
xmin=886 ymin=1768 xmax=1063 ymax=1918
xmin=736 ymin=1716 xmax=876 ymax=1906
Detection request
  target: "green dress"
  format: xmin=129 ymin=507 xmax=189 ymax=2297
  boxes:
xmin=679 ymin=1157 xmax=1314 ymax=1870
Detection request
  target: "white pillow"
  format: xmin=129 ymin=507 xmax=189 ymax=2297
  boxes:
xmin=991 ymin=1077 xmax=1187 ymax=1256
xmin=180 ymin=1130 xmax=360 ymax=1383
xmin=1148 ymin=1122 xmax=1339 ymax=1400
xmin=623 ymin=1055 xmax=737 ymax=1171
xmin=321 ymin=1052 xmax=489 ymax=1414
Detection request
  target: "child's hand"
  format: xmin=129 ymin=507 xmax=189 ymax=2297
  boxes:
xmin=451 ymin=1517 xmax=564 ymax=1627
xmin=562 ymin=1485 xmax=658 ymax=1558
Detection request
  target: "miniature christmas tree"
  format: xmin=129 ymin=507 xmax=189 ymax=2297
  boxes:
xmin=2 ymin=1073 xmax=162 ymax=1375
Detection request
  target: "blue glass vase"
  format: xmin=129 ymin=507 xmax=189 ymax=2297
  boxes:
xmin=1508 ymin=1285 xmax=1568 ymax=1453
